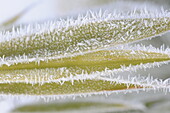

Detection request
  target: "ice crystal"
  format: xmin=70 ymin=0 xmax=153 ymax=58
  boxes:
xmin=0 ymin=10 xmax=170 ymax=99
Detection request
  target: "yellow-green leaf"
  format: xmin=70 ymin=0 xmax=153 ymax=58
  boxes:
xmin=0 ymin=11 xmax=170 ymax=62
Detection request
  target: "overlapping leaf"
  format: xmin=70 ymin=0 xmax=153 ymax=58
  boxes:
xmin=0 ymin=11 xmax=170 ymax=97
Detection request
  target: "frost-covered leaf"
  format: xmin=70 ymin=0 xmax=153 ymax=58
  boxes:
xmin=1 ymin=10 xmax=170 ymax=63
xmin=0 ymin=9 xmax=170 ymax=113
xmin=10 ymin=90 xmax=170 ymax=113
xmin=0 ymin=77 xmax=142 ymax=96
xmin=0 ymin=47 xmax=170 ymax=82
xmin=0 ymin=10 xmax=170 ymax=97
xmin=0 ymin=47 xmax=170 ymax=96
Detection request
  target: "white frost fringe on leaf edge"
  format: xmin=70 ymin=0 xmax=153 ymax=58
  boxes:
xmin=0 ymin=89 xmax=168 ymax=102
xmin=0 ymin=89 xmax=152 ymax=102
xmin=0 ymin=67 xmax=169 ymax=100
xmin=0 ymin=45 xmax=170 ymax=67
xmin=110 ymin=60 xmax=170 ymax=74
xmin=0 ymin=8 xmax=170 ymax=43
xmin=111 ymin=44 xmax=170 ymax=56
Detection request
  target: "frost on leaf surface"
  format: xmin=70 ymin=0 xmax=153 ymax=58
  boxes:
xmin=0 ymin=10 xmax=170 ymax=97
xmin=0 ymin=48 xmax=170 ymax=96
xmin=0 ymin=10 xmax=170 ymax=65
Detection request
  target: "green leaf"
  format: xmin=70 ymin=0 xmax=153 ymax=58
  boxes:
xmin=0 ymin=48 xmax=169 ymax=96
xmin=12 ymin=102 xmax=132 ymax=113
xmin=0 ymin=11 xmax=170 ymax=97
xmin=0 ymin=49 xmax=169 ymax=82
xmin=1 ymin=11 xmax=170 ymax=62
xmin=0 ymin=79 xmax=143 ymax=96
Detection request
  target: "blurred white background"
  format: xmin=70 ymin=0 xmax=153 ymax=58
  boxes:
xmin=1 ymin=0 xmax=170 ymax=25
xmin=0 ymin=0 xmax=115 ymax=24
